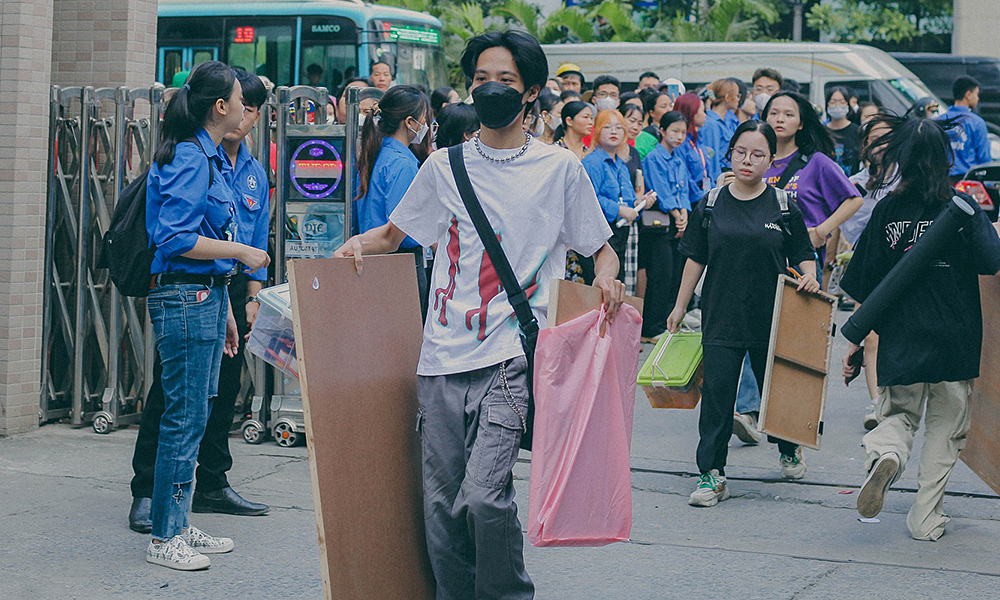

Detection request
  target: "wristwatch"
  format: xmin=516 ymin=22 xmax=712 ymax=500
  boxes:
xmin=246 ymin=295 xmax=260 ymax=305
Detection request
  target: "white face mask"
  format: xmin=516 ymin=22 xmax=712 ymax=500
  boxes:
xmin=358 ymin=113 xmax=366 ymax=128
xmin=546 ymin=114 xmax=560 ymax=130
xmin=409 ymin=119 xmax=429 ymax=145
xmin=532 ymin=115 xmax=546 ymax=137
xmin=828 ymin=105 xmax=850 ymax=121
xmin=595 ymin=96 xmax=620 ymax=112
xmin=753 ymin=93 xmax=771 ymax=114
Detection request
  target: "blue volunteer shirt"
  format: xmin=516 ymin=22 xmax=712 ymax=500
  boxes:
xmin=356 ymin=136 xmax=420 ymax=248
xmin=642 ymin=143 xmax=694 ymax=211
xmin=938 ymin=105 xmax=992 ymax=176
xmin=582 ymin=146 xmax=638 ymax=223
xmin=676 ymin=133 xmax=721 ymax=198
xmin=700 ymin=110 xmax=736 ymax=171
xmin=229 ymin=142 xmax=271 ymax=281
xmin=146 ymin=128 xmax=237 ymax=275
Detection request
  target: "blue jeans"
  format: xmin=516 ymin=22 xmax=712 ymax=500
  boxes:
xmin=147 ymin=283 xmax=228 ymax=540
xmin=735 ymin=352 xmax=760 ymax=415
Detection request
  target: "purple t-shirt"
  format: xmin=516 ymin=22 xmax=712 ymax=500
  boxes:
xmin=765 ymin=151 xmax=859 ymax=228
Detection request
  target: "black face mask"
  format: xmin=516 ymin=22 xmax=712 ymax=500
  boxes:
xmin=472 ymin=82 xmax=526 ymax=130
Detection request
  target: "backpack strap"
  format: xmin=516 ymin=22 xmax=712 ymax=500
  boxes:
xmin=184 ymin=135 xmax=215 ymax=188
xmin=775 ymin=187 xmax=793 ymax=237
xmin=774 ymin=152 xmax=810 ymax=190
xmin=700 ymin=186 xmax=724 ymax=230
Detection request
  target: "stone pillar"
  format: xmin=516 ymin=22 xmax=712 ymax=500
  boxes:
xmin=953 ymin=0 xmax=1000 ymax=60
xmin=51 ymin=0 xmax=158 ymax=88
xmin=0 ymin=0 xmax=56 ymax=436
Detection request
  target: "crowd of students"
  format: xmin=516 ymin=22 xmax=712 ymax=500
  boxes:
xmin=142 ymin=27 xmax=1000 ymax=597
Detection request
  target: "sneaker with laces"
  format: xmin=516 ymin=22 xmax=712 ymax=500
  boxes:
xmin=183 ymin=525 xmax=234 ymax=554
xmin=858 ymin=452 xmax=899 ymax=519
xmin=780 ymin=448 xmax=807 ymax=479
xmin=732 ymin=413 xmax=762 ymax=445
xmin=146 ymin=535 xmax=211 ymax=571
xmin=688 ymin=470 xmax=730 ymax=507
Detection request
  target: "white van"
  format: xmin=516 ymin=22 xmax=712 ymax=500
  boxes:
xmin=541 ymin=42 xmax=940 ymax=116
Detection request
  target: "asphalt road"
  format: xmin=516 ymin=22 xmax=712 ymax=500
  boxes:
xmin=2 ymin=311 xmax=998 ymax=599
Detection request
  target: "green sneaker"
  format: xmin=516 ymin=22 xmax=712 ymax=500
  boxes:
xmin=780 ymin=448 xmax=807 ymax=479
xmin=689 ymin=470 xmax=730 ymax=507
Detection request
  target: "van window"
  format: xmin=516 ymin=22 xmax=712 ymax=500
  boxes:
xmin=903 ymin=62 xmax=955 ymax=99
xmin=825 ymin=81 xmax=871 ymax=104
xmin=969 ymin=62 xmax=1000 ymax=88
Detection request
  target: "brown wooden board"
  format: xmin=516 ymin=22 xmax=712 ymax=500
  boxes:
xmin=961 ymin=275 xmax=1000 ymax=495
xmin=759 ymin=275 xmax=837 ymax=450
xmin=288 ymin=255 xmax=434 ymax=600
xmin=547 ymin=278 xmax=643 ymax=328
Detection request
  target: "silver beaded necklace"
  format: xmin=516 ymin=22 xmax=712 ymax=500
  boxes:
xmin=473 ymin=131 xmax=531 ymax=164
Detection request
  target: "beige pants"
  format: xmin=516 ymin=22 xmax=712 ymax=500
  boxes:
xmin=862 ymin=380 xmax=973 ymax=541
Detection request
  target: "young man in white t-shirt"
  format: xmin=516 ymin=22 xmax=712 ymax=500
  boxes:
xmin=335 ymin=30 xmax=624 ymax=599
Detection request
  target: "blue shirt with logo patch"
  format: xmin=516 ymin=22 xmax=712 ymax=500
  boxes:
xmin=357 ymin=136 xmax=420 ymax=249
xmin=582 ymin=146 xmax=639 ymax=223
xmin=228 ymin=142 xmax=271 ymax=281
xmin=642 ymin=143 xmax=694 ymax=211
xmin=146 ymin=128 xmax=238 ymax=275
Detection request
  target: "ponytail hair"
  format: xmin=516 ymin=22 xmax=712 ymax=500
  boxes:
xmin=553 ymin=100 xmax=590 ymax=143
xmin=356 ymin=84 xmax=430 ymax=199
xmin=155 ymin=61 xmax=236 ymax=166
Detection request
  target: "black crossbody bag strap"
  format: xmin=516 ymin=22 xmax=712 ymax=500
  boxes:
xmin=775 ymin=152 xmax=810 ymax=190
xmin=447 ymin=145 xmax=539 ymax=341
xmin=448 ymin=145 xmax=537 ymax=449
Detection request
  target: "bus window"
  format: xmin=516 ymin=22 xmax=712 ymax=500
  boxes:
xmin=161 ymin=49 xmax=184 ymax=84
xmin=368 ymin=22 xmax=447 ymax=90
xmin=301 ymin=16 xmax=359 ymax=93
xmin=227 ymin=21 xmax=295 ymax=86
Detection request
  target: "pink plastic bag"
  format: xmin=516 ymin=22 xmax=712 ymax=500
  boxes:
xmin=527 ymin=304 xmax=642 ymax=547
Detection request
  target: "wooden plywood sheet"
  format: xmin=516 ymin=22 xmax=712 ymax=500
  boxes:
xmin=759 ymin=276 xmax=837 ymax=450
xmin=961 ymin=275 xmax=1000 ymax=495
xmin=288 ymin=255 xmax=434 ymax=600
xmin=548 ymin=278 xmax=643 ymax=327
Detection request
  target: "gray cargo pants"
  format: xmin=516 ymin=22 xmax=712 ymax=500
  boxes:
xmin=417 ymin=356 xmax=534 ymax=600
xmin=862 ymin=380 xmax=973 ymax=541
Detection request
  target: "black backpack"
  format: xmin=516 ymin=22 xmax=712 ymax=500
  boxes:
xmin=98 ymin=138 xmax=213 ymax=297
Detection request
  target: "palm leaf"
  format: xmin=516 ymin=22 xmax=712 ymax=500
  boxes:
xmin=542 ymin=7 xmax=596 ymax=43
xmin=491 ymin=0 xmax=541 ymax=40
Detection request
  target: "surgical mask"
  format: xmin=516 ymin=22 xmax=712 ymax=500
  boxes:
xmin=409 ymin=119 xmax=429 ymax=145
xmin=828 ymin=105 xmax=850 ymax=121
xmin=358 ymin=113 xmax=366 ymax=128
xmin=594 ymin=96 xmax=620 ymax=112
xmin=754 ymin=93 xmax=772 ymax=114
xmin=546 ymin=114 xmax=560 ymax=130
xmin=532 ymin=115 xmax=546 ymax=137
xmin=472 ymin=82 xmax=526 ymax=130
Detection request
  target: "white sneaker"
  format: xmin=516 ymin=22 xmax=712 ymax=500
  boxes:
xmin=732 ymin=413 xmax=762 ymax=445
xmin=689 ymin=470 xmax=730 ymax=507
xmin=183 ymin=525 xmax=234 ymax=554
xmin=858 ymin=452 xmax=899 ymax=519
xmin=146 ymin=535 xmax=211 ymax=571
xmin=780 ymin=448 xmax=807 ymax=479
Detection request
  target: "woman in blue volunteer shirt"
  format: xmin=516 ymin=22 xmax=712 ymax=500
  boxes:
xmin=144 ymin=61 xmax=270 ymax=571
xmin=355 ymin=85 xmax=432 ymax=319
xmin=640 ymin=111 xmax=693 ymax=339
xmin=583 ymin=109 xmax=641 ymax=292
xmin=700 ymin=78 xmax=742 ymax=171
xmin=674 ymin=92 xmax=722 ymax=198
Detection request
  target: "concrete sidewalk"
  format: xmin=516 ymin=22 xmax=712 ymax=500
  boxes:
xmin=2 ymin=323 xmax=1000 ymax=599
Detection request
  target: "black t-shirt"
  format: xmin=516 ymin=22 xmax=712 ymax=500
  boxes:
xmin=679 ymin=185 xmax=815 ymax=348
xmin=828 ymin=122 xmax=861 ymax=176
xmin=623 ymin=145 xmax=641 ymax=190
xmin=840 ymin=191 xmax=1000 ymax=386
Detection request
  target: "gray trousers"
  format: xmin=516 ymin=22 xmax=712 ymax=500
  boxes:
xmin=862 ymin=380 xmax=973 ymax=541
xmin=417 ymin=356 xmax=534 ymax=600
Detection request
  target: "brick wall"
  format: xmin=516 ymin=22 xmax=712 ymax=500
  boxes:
xmin=0 ymin=0 xmax=55 ymax=436
xmin=51 ymin=0 xmax=158 ymax=88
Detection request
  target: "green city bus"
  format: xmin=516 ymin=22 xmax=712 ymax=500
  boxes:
xmin=157 ymin=0 xmax=447 ymax=92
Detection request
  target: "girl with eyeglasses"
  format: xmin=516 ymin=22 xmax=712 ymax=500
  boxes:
xmin=825 ymin=86 xmax=862 ymax=176
xmin=356 ymin=85 xmax=433 ymax=318
xmin=582 ymin=110 xmax=645 ymax=293
xmin=667 ymin=120 xmax=820 ymax=507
